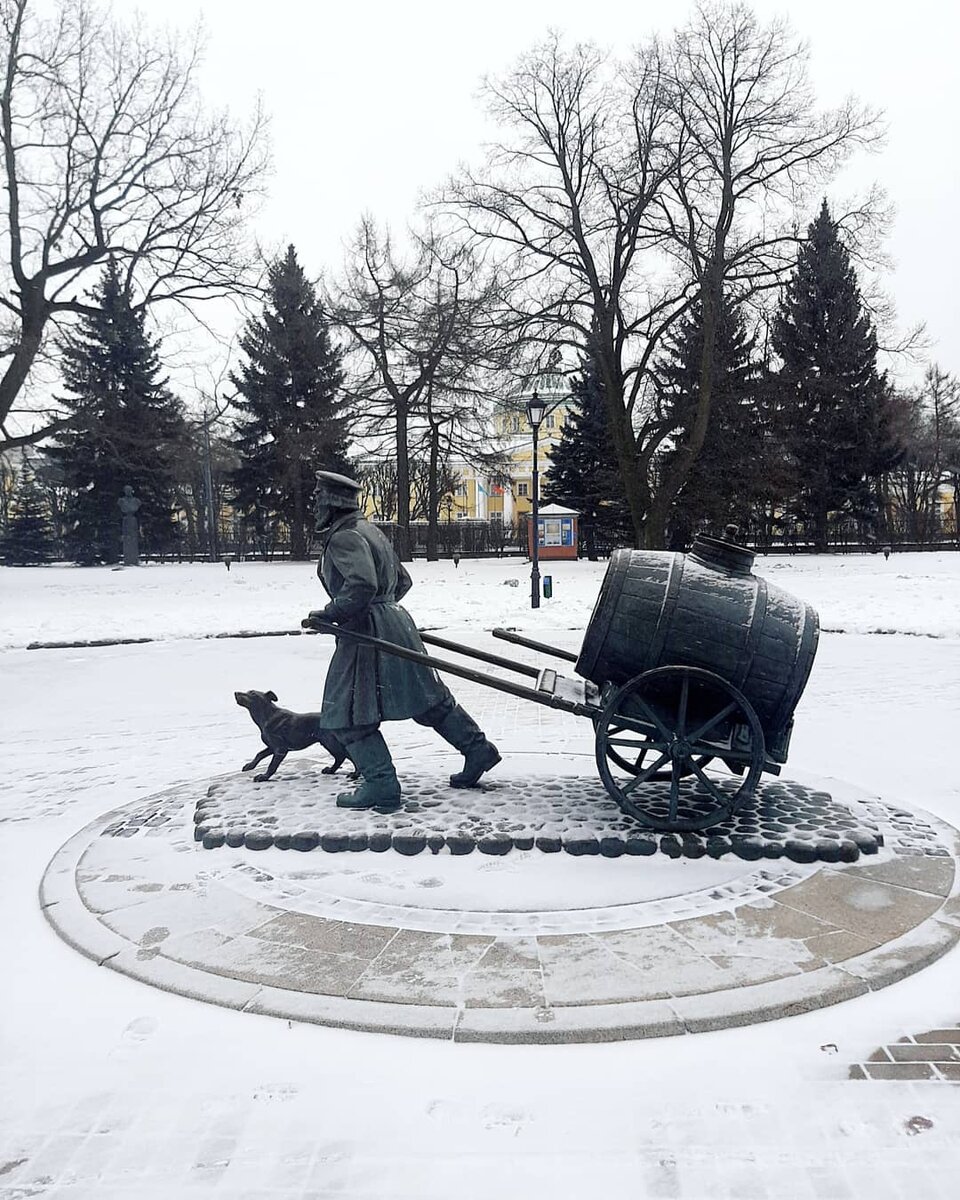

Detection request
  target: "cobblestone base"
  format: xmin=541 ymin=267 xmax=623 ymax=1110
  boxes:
xmin=182 ymin=768 xmax=891 ymax=863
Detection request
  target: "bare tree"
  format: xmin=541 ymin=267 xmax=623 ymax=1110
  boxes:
xmin=644 ymin=2 xmax=881 ymax=545
xmin=883 ymin=366 xmax=960 ymax=543
xmin=443 ymin=9 xmax=882 ymax=547
xmin=415 ymin=387 xmax=512 ymax=561
xmin=359 ymin=459 xmax=399 ymax=523
xmin=0 ymin=0 xmax=268 ymax=449
xmin=329 ymin=219 xmax=505 ymax=560
xmin=443 ymin=34 xmax=686 ymax=547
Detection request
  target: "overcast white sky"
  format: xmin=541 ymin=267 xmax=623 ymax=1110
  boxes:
xmin=116 ymin=0 xmax=958 ymax=387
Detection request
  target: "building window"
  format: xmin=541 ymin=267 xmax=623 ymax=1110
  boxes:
xmin=517 ymin=482 xmax=529 ymax=498
xmin=491 ymin=511 xmax=503 ymax=524
xmin=546 ymin=413 xmax=555 ymax=429
xmin=457 ymin=483 xmax=468 ymax=497
xmin=543 ymin=519 xmax=562 ymax=545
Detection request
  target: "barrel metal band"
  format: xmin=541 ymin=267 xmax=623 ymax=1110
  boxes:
xmin=577 ymin=549 xmax=629 ymax=681
xmin=771 ymin=603 xmax=819 ymax=734
xmin=736 ymin=576 xmax=768 ymax=691
xmin=648 ymin=552 xmax=684 ymax=667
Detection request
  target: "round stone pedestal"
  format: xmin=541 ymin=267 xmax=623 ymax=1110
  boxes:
xmin=41 ymin=762 xmax=960 ymax=1043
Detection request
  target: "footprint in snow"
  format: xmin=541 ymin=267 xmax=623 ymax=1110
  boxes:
xmin=481 ymin=1104 xmax=529 ymax=1134
xmin=253 ymin=1084 xmax=299 ymax=1103
xmin=122 ymin=1016 xmax=158 ymax=1043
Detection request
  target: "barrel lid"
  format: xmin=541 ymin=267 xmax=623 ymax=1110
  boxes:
xmin=688 ymin=528 xmax=755 ymax=576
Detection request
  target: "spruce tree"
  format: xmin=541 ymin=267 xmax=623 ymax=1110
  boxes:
xmin=0 ymin=463 xmax=57 ymax=565
xmin=544 ymin=350 xmax=630 ymax=557
xmin=44 ymin=261 xmax=187 ymax=564
xmin=772 ymin=200 xmax=898 ymax=549
xmin=655 ymin=293 xmax=764 ymax=547
xmin=230 ymin=246 xmax=350 ymax=560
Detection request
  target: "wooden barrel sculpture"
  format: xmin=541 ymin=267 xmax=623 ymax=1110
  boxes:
xmin=577 ymin=535 xmax=819 ymax=759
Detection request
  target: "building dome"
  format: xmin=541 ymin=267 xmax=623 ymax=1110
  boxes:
xmin=516 ymin=370 xmax=571 ymax=404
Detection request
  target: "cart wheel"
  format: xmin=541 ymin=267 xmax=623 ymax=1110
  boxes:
xmin=595 ymin=666 xmax=765 ymax=831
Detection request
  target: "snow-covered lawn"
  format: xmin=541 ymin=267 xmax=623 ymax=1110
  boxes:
xmin=3 ymin=549 xmax=959 ymax=649
xmin=2 ymin=553 xmax=960 ymax=1197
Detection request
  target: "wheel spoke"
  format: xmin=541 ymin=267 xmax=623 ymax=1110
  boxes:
xmin=621 ymin=751 xmax=670 ymax=791
xmin=637 ymin=750 xmax=671 ymax=784
xmin=676 ymin=674 xmax=689 ymax=738
xmin=630 ymin=699 xmax=673 ymax=741
xmin=691 ymin=757 xmax=726 ymax=804
xmin=668 ymin=760 xmax=682 ymax=821
xmin=687 ymin=701 xmax=738 ymax=745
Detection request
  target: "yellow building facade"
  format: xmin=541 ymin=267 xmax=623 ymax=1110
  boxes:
xmin=444 ymin=371 xmax=573 ymax=525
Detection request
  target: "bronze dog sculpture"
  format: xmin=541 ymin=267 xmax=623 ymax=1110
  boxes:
xmin=234 ymin=689 xmax=356 ymax=782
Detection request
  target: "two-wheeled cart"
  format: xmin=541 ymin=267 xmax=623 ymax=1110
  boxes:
xmin=316 ymin=533 xmax=819 ymax=833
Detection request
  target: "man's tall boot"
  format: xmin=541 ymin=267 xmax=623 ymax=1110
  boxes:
xmin=422 ymin=701 xmax=501 ymax=788
xmin=335 ymin=730 xmax=402 ymax=812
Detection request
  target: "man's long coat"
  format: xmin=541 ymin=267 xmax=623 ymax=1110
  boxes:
xmin=315 ymin=513 xmax=450 ymax=729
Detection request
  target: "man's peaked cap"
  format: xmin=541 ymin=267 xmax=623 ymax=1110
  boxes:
xmin=313 ymin=470 xmax=362 ymax=511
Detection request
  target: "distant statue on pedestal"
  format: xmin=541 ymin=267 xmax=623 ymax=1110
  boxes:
xmin=118 ymin=485 xmax=141 ymax=566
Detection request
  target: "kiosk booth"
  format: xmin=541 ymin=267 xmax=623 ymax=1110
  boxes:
xmin=528 ymin=503 xmax=579 ymax=560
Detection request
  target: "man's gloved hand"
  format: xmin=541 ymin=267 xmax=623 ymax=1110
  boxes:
xmin=301 ymin=608 xmax=336 ymax=631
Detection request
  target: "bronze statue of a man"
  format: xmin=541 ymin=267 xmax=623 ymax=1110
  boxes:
xmin=303 ymin=471 xmax=500 ymax=812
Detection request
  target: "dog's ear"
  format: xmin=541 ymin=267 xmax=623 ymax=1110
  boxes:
xmin=267 ymin=690 xmax=278 ymax=702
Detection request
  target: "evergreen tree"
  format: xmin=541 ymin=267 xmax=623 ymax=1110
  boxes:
xmin=772 ymin=200 xmax=899 ymax=549
xmin=544 ymin=349 xmax=630 ymax=557
xmin=0 ymin=463 xmax=57 ymax=565
xmin=230 ymin=246 xmax=350 ymax=560
xmin=44 ymin=261 xmax=187 ymax=564
xmin=655 ymin=293 xmax=765 ymax=547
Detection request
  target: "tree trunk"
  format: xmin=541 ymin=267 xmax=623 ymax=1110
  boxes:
xmin=0 ymin=289 xmax=47 ymax=435
xmin=644 ymin=277 xmax=719 ymax=550
xmin=953 ymin=473 xmax=960 ymax=547
xmin=813 ymin=503 xmax=828 ymax=554
xmin=594 ymin=321 xmax=647 ymax=548
xmin=874 ymin=477 xmax=887 ymax=542
xmin=905 ymin=466 xmax=919 ymax=544
xmin=289 ymin=468 xmax=307 ymax=560
xmin=395 ymin=402 xmax=412 ymax=561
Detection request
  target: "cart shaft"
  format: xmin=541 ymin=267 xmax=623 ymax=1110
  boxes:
xmin=419 ymin=631 xmax=539 ymax=678
xmin=311 ymin=622 xmax=598 ymax=718
xmin=491 ymin=627 xmax=578 ymax=663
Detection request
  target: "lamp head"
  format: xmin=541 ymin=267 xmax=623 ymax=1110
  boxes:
xmin=525 ymin=389 xmax=546 ymax=429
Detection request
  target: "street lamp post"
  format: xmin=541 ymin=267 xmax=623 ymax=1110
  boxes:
xmin=525 ymin=388 xmax=547 ymax=610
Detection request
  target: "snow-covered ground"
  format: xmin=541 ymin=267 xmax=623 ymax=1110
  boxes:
xmin=2 ymin=553 xmax=960 ymax=1197
xmin=3 ymin=549 xmax=960 ymax=649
